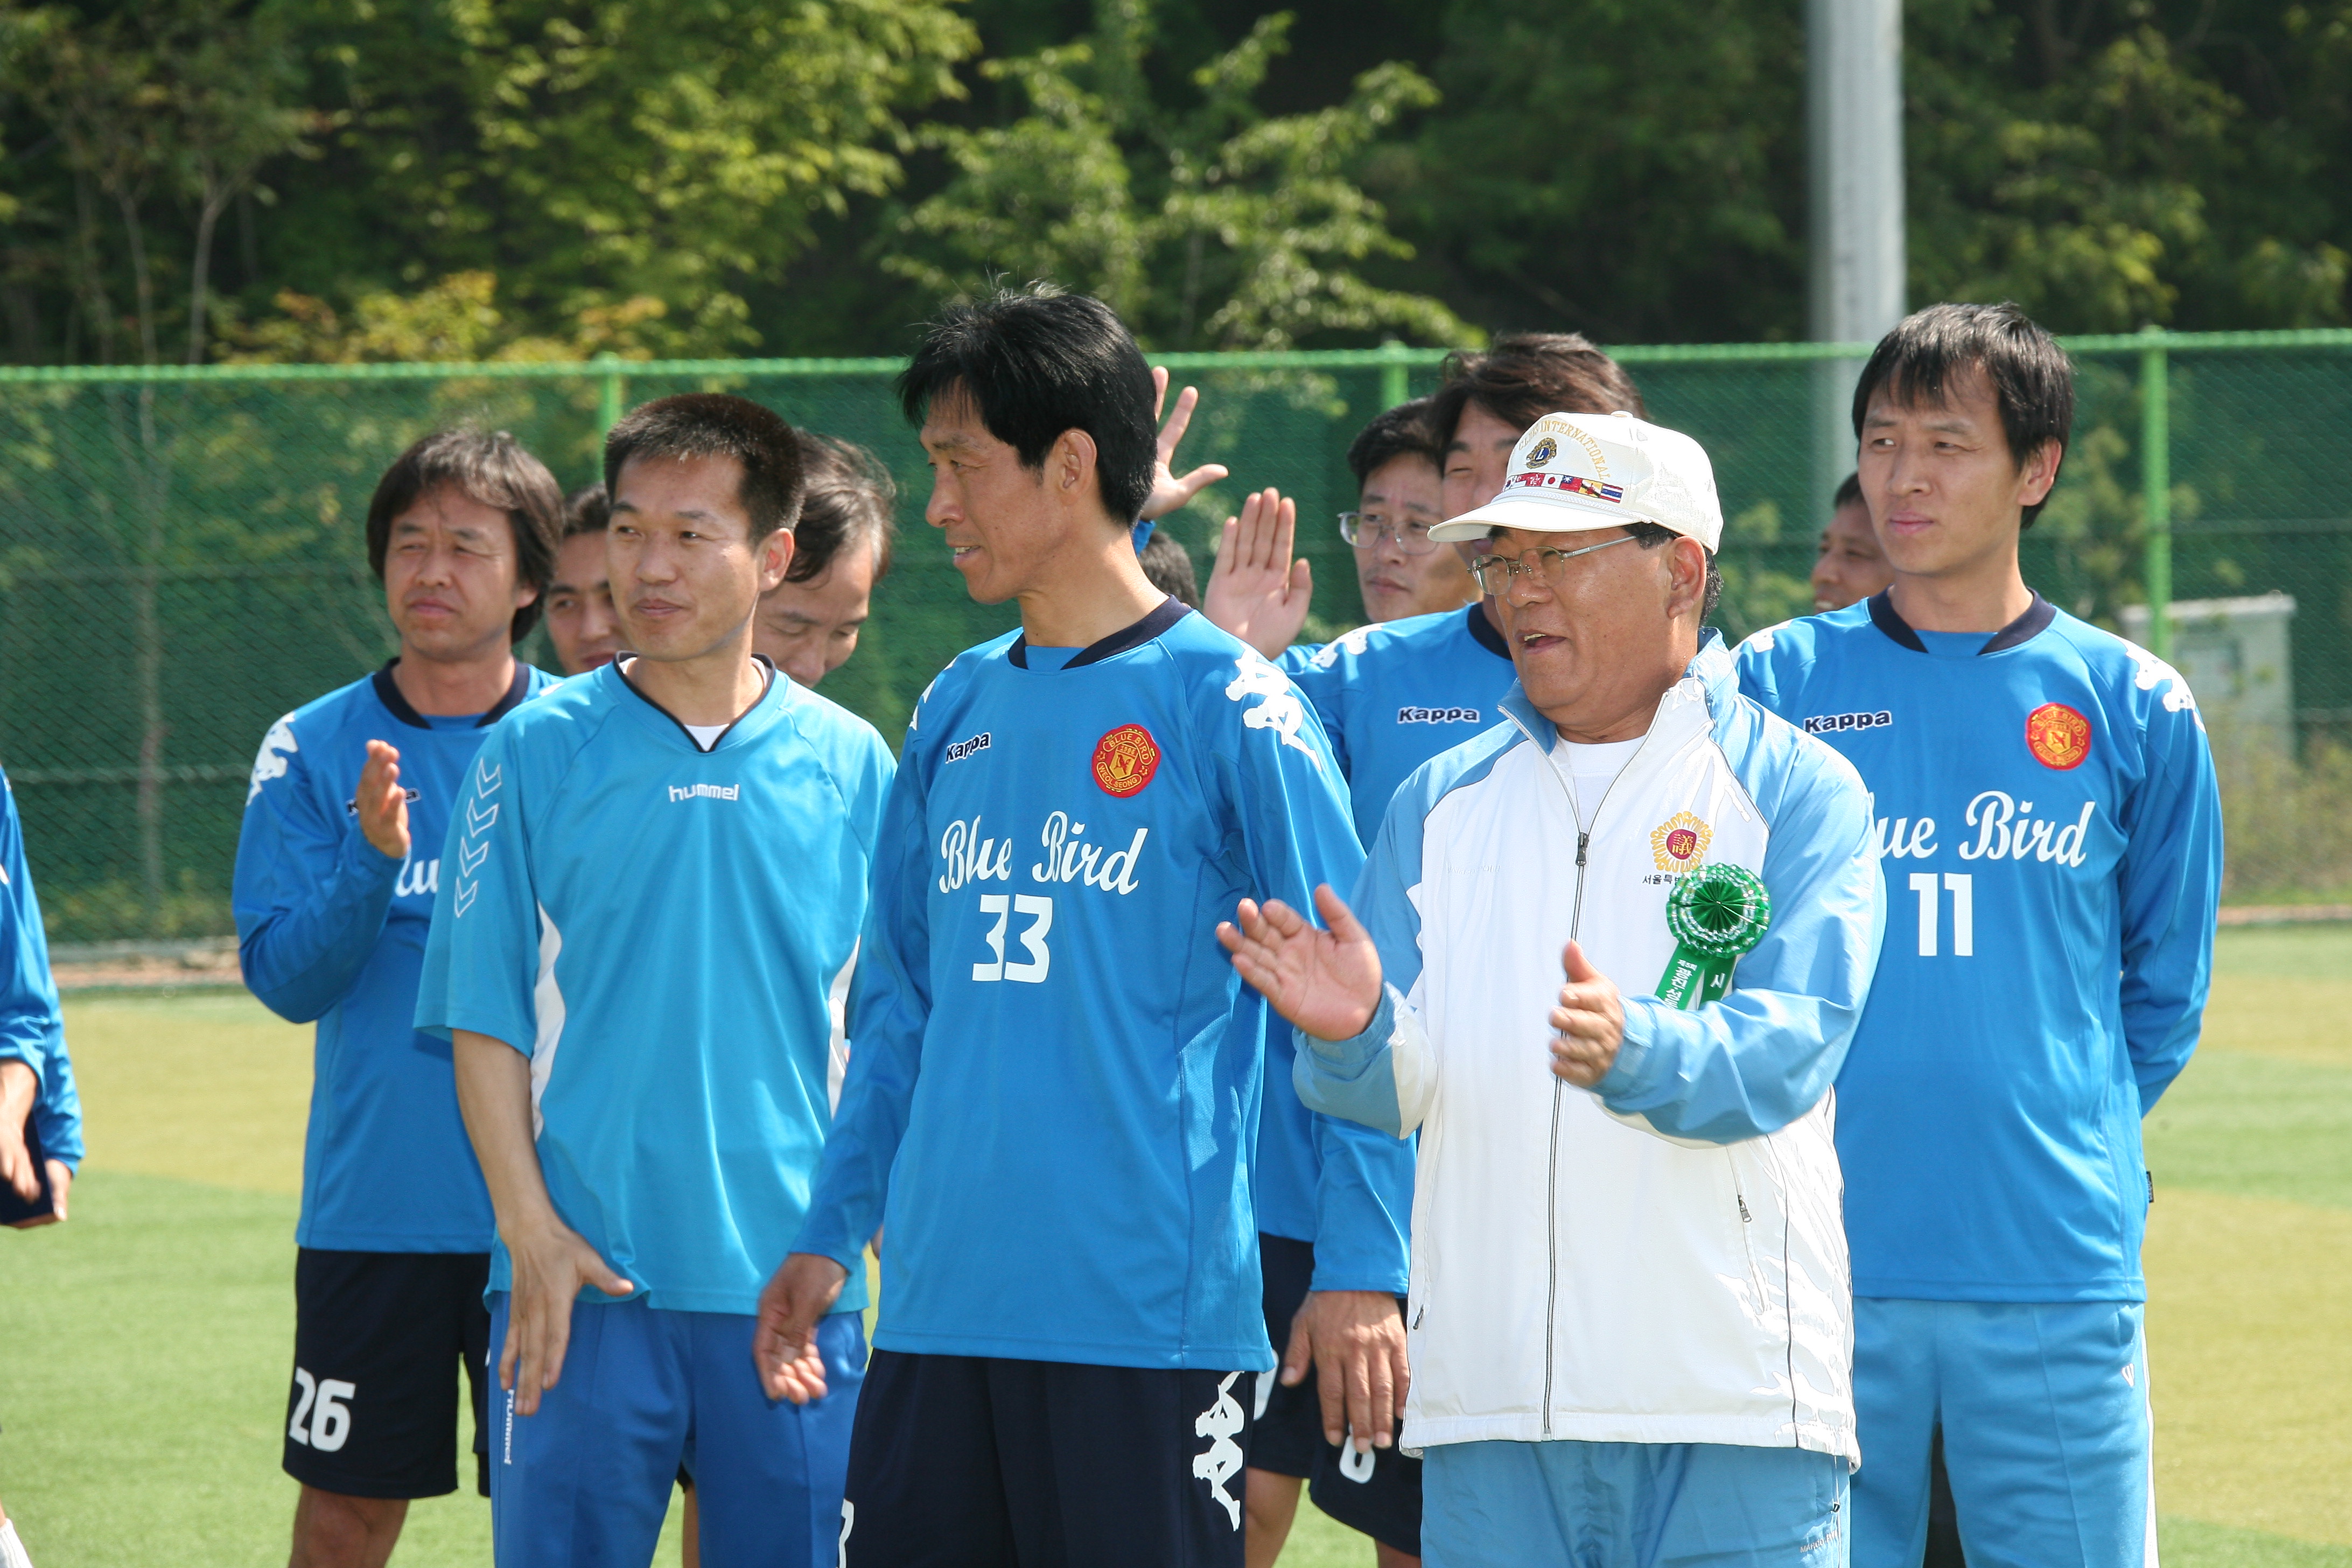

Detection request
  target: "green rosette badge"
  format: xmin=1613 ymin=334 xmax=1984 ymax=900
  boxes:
xmin=1655 ymin=862 xmax=1772 ymax=1009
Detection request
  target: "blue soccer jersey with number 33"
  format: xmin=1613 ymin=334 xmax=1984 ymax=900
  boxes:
xmin=795 ymin=600 xmax=1369 ymax=1372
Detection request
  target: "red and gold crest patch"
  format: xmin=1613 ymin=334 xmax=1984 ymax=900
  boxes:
xmin=1650 ymin=809 xmax=1713 ymax=874
xmin=2026 ymin=702 xmax=2092 ymax=771
xmin=1092 ymin=723 xmax=1161 ymax=797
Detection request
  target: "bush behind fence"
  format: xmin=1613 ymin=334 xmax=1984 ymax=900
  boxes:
xmin=3 ymin=337 xmax=2347 ymax=944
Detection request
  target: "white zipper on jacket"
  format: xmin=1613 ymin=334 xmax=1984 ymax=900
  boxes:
xmin=1501 ymin=698 xmax=1649 ymax=1439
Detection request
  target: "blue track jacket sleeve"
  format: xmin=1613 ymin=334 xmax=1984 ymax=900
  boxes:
xmin=2116 ymin=695 xmax=2221 ymax=1113
xmin=793 ymin=736 xmax=932 ymax=1275
xmin=414 ymin=727 xmax=538 ymax=1053
xmin=1597 ymin=725 xmax=1885 ymax=1144
xmin=0 ymin=772 xmax=76 ymax=1166
xmin=234 ymin=722 xmax=402 ymax=1024
xmin=1212 ymin=667 xmax=1403 ymax=1297
xmin=0 ymin=777 xmax=58 ymax=1085
xmin=1292 ymin=782 xmax=1438 ymax=1140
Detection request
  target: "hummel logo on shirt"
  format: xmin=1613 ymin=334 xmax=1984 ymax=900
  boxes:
xmin=667 ymin=783 xmax=740 ymax=803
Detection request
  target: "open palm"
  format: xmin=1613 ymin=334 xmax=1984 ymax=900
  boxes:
xmin=1219 ymin=885 xmax=1382 ymax=1041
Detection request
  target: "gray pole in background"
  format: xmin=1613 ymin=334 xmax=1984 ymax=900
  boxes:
xmin=1807 ymin=0 xmax=1906 ymax=511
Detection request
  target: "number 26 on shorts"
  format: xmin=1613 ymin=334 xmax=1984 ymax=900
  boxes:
xmin=288 ymin=1366 xmax=356 ymax=1453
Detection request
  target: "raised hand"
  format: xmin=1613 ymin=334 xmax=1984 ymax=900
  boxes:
xmin=1218 ymin=884 xmax=1381 ymax=1041
xmin=1548 ymin=940 xmax=1625 ymax=1087
xmin=355 ymin=739 xmax=410 ymax=860
xmin=753 ymin=1252 xmax=851 ymax=1403
xmin=1203 ymin=486 xmax=1312 ymax=659
xmin=1138 ymin=366 xmax=1230 ymax=522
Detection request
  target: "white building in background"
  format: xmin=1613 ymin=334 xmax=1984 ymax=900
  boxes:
xmin=2122 ymin=592 xmax=2297 ymax=753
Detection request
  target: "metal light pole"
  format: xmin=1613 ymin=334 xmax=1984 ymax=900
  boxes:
xmin=1807 ymin=0 xmax=1906 ymax=507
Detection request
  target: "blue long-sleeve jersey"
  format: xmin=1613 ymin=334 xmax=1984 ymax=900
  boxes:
xmin=0 ymin=768 xmax=79 ymax=1168
xmin=234 ymin=660 xmax=554 ymax=1252
xmin=1737 ymin=593 xmax=2222 ymax=1301
xmin=794 ymin=601 xmax=1375 ymax=1370
xmin=1248 ymin=605 xmax=1513 ymax=1286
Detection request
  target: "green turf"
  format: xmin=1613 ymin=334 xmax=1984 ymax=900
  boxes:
xmin=2 ymin=927 xmax=2345 ymax=1565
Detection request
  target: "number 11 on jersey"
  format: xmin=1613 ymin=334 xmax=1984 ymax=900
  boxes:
xmin=1908 ymin=872 xmax=1974 ymax=958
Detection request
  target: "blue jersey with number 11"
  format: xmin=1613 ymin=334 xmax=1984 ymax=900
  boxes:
xmin=796 ymin=601 xmax=1369 ymax=1372
xmin=1737 ymin=594 xmax=2221 ymax=1303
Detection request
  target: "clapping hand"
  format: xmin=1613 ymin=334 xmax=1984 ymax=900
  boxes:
xmin=1218 ymin=885 xmax=1381 ymax=1041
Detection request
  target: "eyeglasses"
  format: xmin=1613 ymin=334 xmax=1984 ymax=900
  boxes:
xmin=1338 ymin=511 xmax=1441 ymax=557
xmin=1469 ymin=534 xmax=1639 ymax=597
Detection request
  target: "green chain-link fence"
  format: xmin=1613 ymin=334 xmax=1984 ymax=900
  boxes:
xmin=4 ymin=331 xmax=2346 ymax=944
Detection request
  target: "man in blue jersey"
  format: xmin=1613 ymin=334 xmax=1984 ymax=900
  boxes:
xmin=1223 ymin=409 xmax=1881 ymax=1567
xmin=755 ymin=286 xmax=1371 ymax=1568
xmin=2 ymin=767 xmax=81 ymax=1568
xmin=1737 ymin=303 xmax=2223 ymax=1568
xmin=416 ymin=394 xmax=892 ymax=1568
xmin=544 ymin=485 xmax=625 ymax=677
xmin=234 ymin=429 xmax=562 ymax=1568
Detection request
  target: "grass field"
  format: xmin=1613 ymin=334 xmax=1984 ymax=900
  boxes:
xmin=1 ymin=927 xmax=2347 ymax=1566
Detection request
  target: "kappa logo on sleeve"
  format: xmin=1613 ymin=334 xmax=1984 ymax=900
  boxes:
xmin=1224 ymin=657 xmax=1323 ymax=768
xmin=248 ymin=714 xmax=299 ymax=802
xmin=1397 ymin=705 xmax=1480 ymax=725
xmin=1307 ymin=625 xmax=1375 ymax=672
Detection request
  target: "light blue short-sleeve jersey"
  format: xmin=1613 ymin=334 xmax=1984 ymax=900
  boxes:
xmin=1737 ymin=593 xmax=2222 ymax=1301
xmin=795 ymin=601 xmax=1367 ymax=1371
xmin=235 ymin=661 xmax=556 ymax=1252
xmin=415 ymin=660 xmax=893 ymax=1315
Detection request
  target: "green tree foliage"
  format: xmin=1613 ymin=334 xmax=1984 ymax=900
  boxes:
xmin=888 ymin=0 xmax=1471 ymax=349
xmin=6 ymin=0 xmax=2352 ymax=365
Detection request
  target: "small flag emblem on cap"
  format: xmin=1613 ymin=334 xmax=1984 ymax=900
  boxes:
xmin=1508 ymin=472 xmax=1625 ymax=502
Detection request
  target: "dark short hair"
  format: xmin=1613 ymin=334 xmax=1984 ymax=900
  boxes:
xmin=1626 ymin=522 xmax=1724 ymax=624
xmin=562 ymin=484 xmax=609 ymax=539
xmin=1832 ymin=472 xmax=1863 ymax=512
xmin=1347 ymin=398 xmax=1439 ymax=487
xmin=604 ymin=394 xmax=807 ymax=540
xmin=365 ymin=428 xmax=563 ymax=643
xmin=896 ymin=286 xmax=1158 ymax=525
xmin=1431 ymin=333 xmax=1647 ymax=446
xmin=1138 ymin=530 xmax=1199 ymax=608
xmin=1851 ymin=302 xmax=2074 ymax=528
xmin=788 ymin=433 xmax=898 ymax=586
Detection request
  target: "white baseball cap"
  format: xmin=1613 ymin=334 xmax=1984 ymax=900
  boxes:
xmin=1430 ymin=409 xmax=1725 ymax=551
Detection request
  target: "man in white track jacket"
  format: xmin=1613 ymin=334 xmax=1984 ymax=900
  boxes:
xmin=1221 ymin=411 xmax=1885 ymax=1567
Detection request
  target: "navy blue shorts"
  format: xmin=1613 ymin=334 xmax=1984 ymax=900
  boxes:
xmin=842 ymin=1350 xmax=1252 ymax=1567
xmin=1247 ymin=1233 xmax=1424 ymax=1557
xmin=284 ymin=1249 xmax=491 ymax=1500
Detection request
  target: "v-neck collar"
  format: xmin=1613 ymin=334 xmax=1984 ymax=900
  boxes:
xmin=1007 ymin=597 xmax=1191 ymax=670
xmin=372 ymin=658 xmax=534 ymax=730
xmin=1867 ymin=589 xmax=2056 ymax=656
xmin=614 ymin=655 xmax=778 ymax=751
